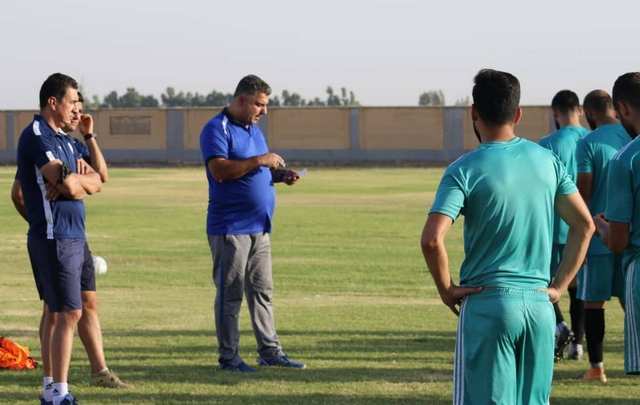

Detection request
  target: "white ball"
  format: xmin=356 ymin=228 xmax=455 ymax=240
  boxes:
xmin=93 ymin=255 xmax=108 ymax=275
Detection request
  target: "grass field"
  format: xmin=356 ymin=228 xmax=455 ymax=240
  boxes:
xmin=0 ymin=166 xmax=637 ymax=404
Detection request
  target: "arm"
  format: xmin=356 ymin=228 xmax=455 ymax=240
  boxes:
xmin=576 ymin=173 xmax=593 ymax=206
xmin=420 ymin=213 xmax=482 ymax=315
xmin=75 ymin=159 xmax=102 ymax=194
xmin=79 ymin=114 xmax=108 ymax=182
xmin=40 ymin=160 xmax=88 ymax=200
xmin=208 ymin=153 xmax=284 ymax=182
xmin=594 ymin=215 xmax=629 ymax=254
xmin=548 ymin=192 xmax=595 ymax=301
xmin=10 ymin=179 xmax=28 ymax=221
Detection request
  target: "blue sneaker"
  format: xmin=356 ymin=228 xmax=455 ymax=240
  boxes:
xmin=58 ymin=393 xmax=78 ymax=405
xmin=220 ymin=361 xmax=257 ymax=373
xmin=258 ymin=354 xmax=306 ymax=369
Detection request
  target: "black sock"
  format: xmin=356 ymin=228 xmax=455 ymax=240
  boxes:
xmin=585 ymin=308 xmax=605 ymax=365
xmin=569 ymin=287 xmax=585 ymax=345
xmin=553 ymin=302 xmax=565 ymax=325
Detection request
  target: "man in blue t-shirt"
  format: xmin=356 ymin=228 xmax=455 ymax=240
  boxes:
xmin=17 ymin=73 xmax=103 ymax=405
xmin=538 ymin=90 xmax=589 ymax=361
xmin=12 ymin=93 xmax=127 ymax=392
xmin=200 ymin=75 xmax=305 ymax=372
xmin=597 ymin=72 xmax=640 ymax=375
xmin=575 ymin=89 xmax=630 ymax=382
xmin=422 ymin=69 xmax=594 ymax=404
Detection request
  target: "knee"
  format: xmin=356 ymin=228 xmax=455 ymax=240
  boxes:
xmin=61 ymin=308 xmax=83 ymax=324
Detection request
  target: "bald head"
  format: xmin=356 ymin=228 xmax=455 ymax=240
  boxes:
xmin=583 ymin=89 xmax=617 ymax=130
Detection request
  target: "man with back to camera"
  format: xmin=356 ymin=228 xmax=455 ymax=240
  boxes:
xmin=11 ymin=92 xmax=128 ymax=393
xmin=595 ymin=72 xmax=640 ymax=376
xmin=421 ymin=69 xmax=594 ymax=404
xmin=199 ymin=74 xmax=305 ymax=372
xmin=538 ymin=90 xmax=589 ymax=362
xmin=17 ymin=73 xmax=102 ymax=405
xmin=574 ymin=89 xmax=630 ymax=382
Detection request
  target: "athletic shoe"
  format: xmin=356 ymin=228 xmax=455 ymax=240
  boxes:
xmin=582 ymin=367 xmax=607 ymax=383
xmin=57 ymin=393 xmax=78 ymax=405
xmin=258 ymin=354 xmax=306 ymax=369
xmin=40 ymin=396 xmax=51 ymax=405
xmin=566 ymin=343 xmax=584 ymax=360
xmin=220 ymin=361 xmax=257 ymax=373
xmin=91 ymin=368 xmax=129 ymax=388
xmin=554 ymin=324 xmax=574 ymax=362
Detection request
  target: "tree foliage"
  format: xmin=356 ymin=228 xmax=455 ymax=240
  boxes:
xmin=418 ymin=90 xmax=446 ymax=106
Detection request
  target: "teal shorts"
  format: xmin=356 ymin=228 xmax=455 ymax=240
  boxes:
xmin=625 ymin=260 xmax=640 ymax=375
xmin=577 ymin=254 xmax=625 ymax=302
xmin=454 ymin=287 xmax=554 ymax=405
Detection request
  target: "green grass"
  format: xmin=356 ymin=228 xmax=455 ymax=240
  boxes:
xmin=0 ymin=167 xmax=636 ymax=404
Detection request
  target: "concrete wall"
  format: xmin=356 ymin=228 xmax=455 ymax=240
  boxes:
xmin=0 ymin=107 xmax=569 ymax=165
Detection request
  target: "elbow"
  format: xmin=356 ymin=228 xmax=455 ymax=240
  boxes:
xmin=420 ymin=234 xmax=442 ymax=256
xmin=100 ymin=172 xmax=109 ymax=183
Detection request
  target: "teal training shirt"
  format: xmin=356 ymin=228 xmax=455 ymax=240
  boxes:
xmin=605 ymin=136 xmax=640 ymax=268
xmin=538 ymin=125 xmax=588 ymax=244
xmin=430 ymin=137 xmax=577 ymax=288
xmin=577 ymin=124 xmax=631 ymax=255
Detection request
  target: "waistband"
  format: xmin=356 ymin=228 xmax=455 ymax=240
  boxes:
xmin=469 ymin=286 xmax=549 ymax=299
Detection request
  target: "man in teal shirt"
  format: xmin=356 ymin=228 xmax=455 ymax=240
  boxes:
xmin=576 ymin=89 xmax=630 ymax=382
xmin=539 ymin=90 xmax=589 ymax=361
xmin=422 ymin=69 xmax=594 ymax=404
xmin=597 ymin=72 xmax=640 ymax=375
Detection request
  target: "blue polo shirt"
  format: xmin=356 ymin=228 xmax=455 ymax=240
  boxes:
xmin=200 ymin=108 xmax=275 ymax=235
xmin=16 ymin=115 xmax=86 ymax=240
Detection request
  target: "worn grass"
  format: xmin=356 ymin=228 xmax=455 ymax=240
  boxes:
xmin=0 ymin=167 xmax=636 ymax=404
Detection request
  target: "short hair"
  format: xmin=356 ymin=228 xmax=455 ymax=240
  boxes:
xmin=551 ymin=90 xmax=580 ymax=114
xmin=39 ymin=73 xmax=78 ymax=109
xmin=472 ymin=69 xmax=520 ymax=126
xmin=234 ymin=74 xmax=271 ymax=97
xmin=583 ymin=90 xmax=612 ymax=115
xmin=77 ymin=91 xmax=84 ymax=103
xmin=613 ymin=72 xmax=640 ymax=109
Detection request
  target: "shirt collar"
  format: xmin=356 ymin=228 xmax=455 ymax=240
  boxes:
xmin=222 ymin=107 xmax=251 ymax=130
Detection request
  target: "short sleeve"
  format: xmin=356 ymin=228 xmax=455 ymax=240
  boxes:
xmin=576 ymin=138 xmax=593 ymax=174
xmin=429 ymin=167 xmax=466 ymax=221
xmin=605 ymin=155 xmax=633 ymax=223
xmin=200 ymin=120 xmax=229 ymax=163
xmin=73 ymin=138 xmax=91 ymax=161
xmin=19 ymin=131 xmax=59 ymax=169
xmin=554 ymin=155 xmax=577 ymax=196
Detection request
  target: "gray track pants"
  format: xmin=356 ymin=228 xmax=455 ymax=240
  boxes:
xmin=208 ymin=233 xmax=282 ymax=365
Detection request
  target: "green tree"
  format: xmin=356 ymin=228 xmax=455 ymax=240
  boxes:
xmin=419 ymin=90 xmax=446 ymax=106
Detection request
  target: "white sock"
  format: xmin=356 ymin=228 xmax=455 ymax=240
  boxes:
xmin=43 ymin=379 xmax=54 ymax=402
xmin=51 ymin=382 xmax=69 ymax=402
xmin=97 ymin=367 xmax=109 ymax=374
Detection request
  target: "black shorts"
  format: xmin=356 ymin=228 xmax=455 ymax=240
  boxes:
xmin=27 ymin=237 xmax=86 ymax=312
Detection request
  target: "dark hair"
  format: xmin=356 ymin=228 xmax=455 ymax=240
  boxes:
xmin=613 ymin=72 xmax=640 ymax=109
xmin=39 ymin=73 xmax=78 ymax=109
xmin=77 ymin=91 xmax=84 ymax=103
xmin=583 ymin=90 xmax=612 ymax=115
xmin=234 ymin=74 xmax=271 ymax=97
xmin=551 ymin=90 xmax=580 ymax=114
xmin=472 ymin=69 xmax=520 ymax=126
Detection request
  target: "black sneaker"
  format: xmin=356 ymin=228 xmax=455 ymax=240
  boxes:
xmin=220 ymin=361 xmax=257 ymax=373
xmin=258 ymin=355 xmax=306 ymax=369
xmin=554 ymin=325 xmax=574 ymax=362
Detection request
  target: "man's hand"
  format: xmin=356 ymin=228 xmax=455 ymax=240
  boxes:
xmin=283 ymin=170 xmax=300 ymax=185
xmin=258 ymin=153 xmax=285 ymax=169
xmin=594 ymin=213 xmax=609 ymax=240
xmin=77 ymin=158 xmax=91 ymax=175
xmin=79 ymin=114 xmax=94 ymax=135
xmin=547 ymin=286 xmax=561 ymax=304
xmin=45 ymin=182 xmax=61 ymax=201
xmin=438 ymin=284 xmax=483 ymax=316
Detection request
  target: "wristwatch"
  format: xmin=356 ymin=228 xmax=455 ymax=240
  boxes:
xmin=83 ymin=133 xmax=96 ymax=141
xmin=58 ymin=163 xmax=70 ymax=184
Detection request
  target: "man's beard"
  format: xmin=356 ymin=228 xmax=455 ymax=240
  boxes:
xmin=473 ymin=121 xmax=482 ymax=143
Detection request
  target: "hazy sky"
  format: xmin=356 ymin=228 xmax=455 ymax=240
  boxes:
xmin=2 ymin=0 xmax=638 ymax=109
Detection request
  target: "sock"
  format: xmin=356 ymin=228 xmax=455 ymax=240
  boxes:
xmin=569 ymin=287 xmax=585 ymax=344
xmin=42 ymin=376 xmax=53 ymax=392
xmin=51 ymin=382 xmax=68 ymax=401
xmin=553 ymin=302 xmax=565 ymax=325
xmin=97 ymin=367 xmax=109 ymax=374
xmin=585 ymin=308 xmax=605 ymax=365
xmin=43 ymin=379 xmax=54 ymax=402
